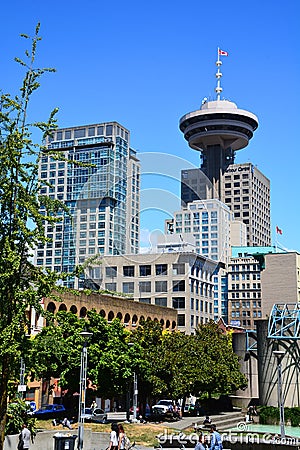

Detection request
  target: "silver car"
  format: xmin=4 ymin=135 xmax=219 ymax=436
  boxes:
xmin=82 ymin=407 xmax=107 ymax=423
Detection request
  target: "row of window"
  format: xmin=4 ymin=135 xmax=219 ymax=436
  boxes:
xmin=106 ymin=263 xmax=185 ymax=278
xmin=105 ymin=280 xmax=186 ymax=293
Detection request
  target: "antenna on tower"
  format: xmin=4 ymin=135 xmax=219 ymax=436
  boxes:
xmin=215 ymin=47 xmax=228 ymax=101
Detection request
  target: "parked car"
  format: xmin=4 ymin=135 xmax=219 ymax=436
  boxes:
xmin=81 ymin=407 xmax=107 ymax=423
xmin=33 ymin=404 xmax=69 ymax=420
xmin=152 ymin=399 xmax=173 ymax=414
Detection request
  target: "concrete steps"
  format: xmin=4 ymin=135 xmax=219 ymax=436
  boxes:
xmin=193 ymin=411 xmax=244 ymax=432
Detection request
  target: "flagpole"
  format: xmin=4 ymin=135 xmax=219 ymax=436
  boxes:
xmin=215 ymin=47 xmax=222 ymax=101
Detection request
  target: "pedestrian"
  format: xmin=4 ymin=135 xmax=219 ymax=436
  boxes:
xmin=209 ymin=425 xmax=222 ymax=450
xmin=203 ymin=416 xmax=211 ymax=426
xmin=18 ymin=424 xmax=31 ymax=450
xmin=62 ymin=417 xmax=72 ymax=430
xmin=194 ymin=433 xmax=206 ymax=450
xmin=118 ymin=424 xmax=125 ymax=450
xmin=91 ymin=400 xmax=97 ymax=410
xmin=108 ymin=422 xmax=119 ymax=450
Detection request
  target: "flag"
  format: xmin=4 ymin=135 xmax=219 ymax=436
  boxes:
xmin=276 ymin=226 xmax=282 ymax=235
xmin=218 ymin=49 xmax=229 ymax=56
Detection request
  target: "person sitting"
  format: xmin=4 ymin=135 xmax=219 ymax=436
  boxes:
xmin=203 ymin=416 xmax=211 ymax=426
xmin=62 ymin=417 xmax=72 ymax=430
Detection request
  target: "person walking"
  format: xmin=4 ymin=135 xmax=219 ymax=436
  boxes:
xmin=19 ymin=424 xmax=31 ymax=450
xmin=118 ymin=424 xmax=125 ymax=450
xmin=108 ymin=422 xmax=119 ymax=450
xmin=194 ymin=433 xmax=206 ymax=450
xmin=209 ymin=424 xmax=222 ymax=450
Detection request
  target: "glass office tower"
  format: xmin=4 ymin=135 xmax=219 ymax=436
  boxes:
xmin=34 ymin=122 xmax=140 ymax=289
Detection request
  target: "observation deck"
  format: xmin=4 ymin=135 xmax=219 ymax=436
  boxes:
xmin=179 ymin=99 xmax=258 ymax=152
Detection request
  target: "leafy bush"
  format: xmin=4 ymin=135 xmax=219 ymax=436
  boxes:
xmin=258 ymin=406 xmax=300 ymax=426
xmin=6 ymin=399 xmax=36 ymax=437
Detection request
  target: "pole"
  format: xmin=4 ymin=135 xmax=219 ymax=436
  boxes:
xmin=78 ymin=344 xmax=87 ymax=450
xmin=78 ymin=331 xmax=92 ymax=450
xmin=277 ymin=357 xmax=285 ymax=439
xmin=273 ymin=350 xmax=285 ymax=439
xmin=133 ymin=372 xmax=138 ymax=421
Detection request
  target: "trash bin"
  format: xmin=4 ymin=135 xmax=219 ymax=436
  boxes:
xmin=53 ymin=434 xmax=77 ymax=450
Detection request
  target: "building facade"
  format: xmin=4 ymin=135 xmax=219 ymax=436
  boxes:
xmin=86 ymin=252 xmax=217 ymax=334
xmin=181 ymin=163 xmax=270 ymax=247
xmin=34 ymin=122 xmax=140 ymax=288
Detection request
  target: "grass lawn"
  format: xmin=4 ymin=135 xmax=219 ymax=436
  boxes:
xmin=36 ymin=420 xmax=180 ymax=447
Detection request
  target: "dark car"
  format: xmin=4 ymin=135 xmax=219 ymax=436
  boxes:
xmin=33 ymin=404 xmax=68 ymax=420
xmin=81 ymin=407 xmax=107 ymax=423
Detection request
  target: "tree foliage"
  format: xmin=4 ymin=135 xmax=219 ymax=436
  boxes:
xmin=0 ymin=24 xmax=67 ymax=449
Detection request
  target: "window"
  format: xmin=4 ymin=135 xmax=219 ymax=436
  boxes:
xmin=139 ymin=265 xmax=151 ymax=276
xmin=140 ymin=298 xmax=151 ymax=304
xmin=173 ymin=263 xmax=185 ymax=275
xmin=173 ymin=280 xmax=185 ymax=292
xmin=155 ymin=264 xmax=167 ymax=275
xmin=173 ymin=297 xmax=185 ymax=308
xmin=177 ymin=314 xmax=185 ymax=326
xmin=139 ymin=281 xmax=151 ymax=292
xmin=155 ymin=281 xmax=168 ymax=292
xmin=123 ymin=266 xmax=135 ymax=277
xmin=123 ymin=282 xmax=134 ymax=294
xmin=105 ymin=282 xmax=116 ymax=291
xmin=155 ymin=297 xmax=167 ymax=307
xmin=106 ymin=266 xmax=117 ymax=277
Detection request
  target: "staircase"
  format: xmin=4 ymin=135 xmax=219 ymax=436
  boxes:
xmin=192 ymin=410 xmax=244 ymax=432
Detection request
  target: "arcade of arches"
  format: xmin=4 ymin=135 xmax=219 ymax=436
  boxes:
xmin=44 ymin=290 xmax=177 ymax=330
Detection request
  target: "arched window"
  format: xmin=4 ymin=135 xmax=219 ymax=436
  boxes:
xmin=70 ymin=305 xmax=78 ymax=315
xmin=117 ymin=312 xmax=123 ymax=320
xmin=132 ymin=314 xmax=138 ymax=326
xmin=47 ymin=302 xmax=56 ymax=313
xmin=80 ymin=307 xmax=87 ymax=318
xmin=124 ymin=313 xmax=130 ymax=324
xmin=58 ymin=304 xmax=67 ymax=311
xmin=108 ymin=311 xmax=114 ymax=321
xmin=166 ymin=320 xmax=170 ymax=328
xmin=160 ymin=319 xmax=165 ymax=327
xmin=100 ymin=309 xmax=106 ymax=318
xmin=172 ymin=321 xmax=177 ymax=330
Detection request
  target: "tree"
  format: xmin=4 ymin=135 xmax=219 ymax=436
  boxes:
xmin=0 ymin=24 xmax=66 ymax=449
xmin=193 ymin=321 xmax=248 ymax=397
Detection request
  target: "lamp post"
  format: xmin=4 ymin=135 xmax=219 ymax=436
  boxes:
xmin=78 ymin=330 xmax=93 ymax=450
xmin=273 ymin=350 xmax=285 ymax=439
xmin=128 ymin=342 xmax=138 ymax=422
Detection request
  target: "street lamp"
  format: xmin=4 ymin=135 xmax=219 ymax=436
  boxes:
xmin=128 ymin=342 xmax=138 ymax=422
xmin=78 ymin=330 xmax=93 ymax=450
xmin=273 ymin=350 xmax=285 ymax=439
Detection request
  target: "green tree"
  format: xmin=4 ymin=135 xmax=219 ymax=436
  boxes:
xmin=193 ymin=321 xmax=247 ymax=396
xmin=0 ymin=25 xmax=66 ymax=448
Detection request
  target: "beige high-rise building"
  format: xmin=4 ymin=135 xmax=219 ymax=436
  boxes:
xmin=181 ymin=163 xmax=270 ymax=247
xmin=260 ymin=251 xmax=300 ymax=317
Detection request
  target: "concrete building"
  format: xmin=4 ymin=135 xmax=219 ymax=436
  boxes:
xmin=260 ymin=251 xmax=300 ymax=317
xmin=34 ymin=122 xmax=140 ymax=289
xmin=179 ymin=53 xmax=270 ymax=248
xmin=86 ymin=252 xmax=217 ymax=334
xmin=181 ymin=163 xmax=271 ymax=247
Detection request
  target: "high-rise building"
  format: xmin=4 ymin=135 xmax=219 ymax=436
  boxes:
xmin=179 ymin=52 xmax=270 ymax=247
xmin=162 ymin=198 xmax=246 ymax=263
xmin=181 ymin=163 xmax=271 ymax=246
xmin=34 ymin=121 xmax=140 ymax=289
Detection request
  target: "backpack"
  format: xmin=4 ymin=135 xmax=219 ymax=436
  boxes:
xmin=124 ymin=434 xmax=131 ymax=450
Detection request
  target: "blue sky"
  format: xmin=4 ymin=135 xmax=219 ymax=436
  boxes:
xmin=1 ymin=0 xmax=299 ymax=252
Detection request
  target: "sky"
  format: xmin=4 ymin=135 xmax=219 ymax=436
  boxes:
xmin=1 ymin=0 xmax=299 ymax=252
